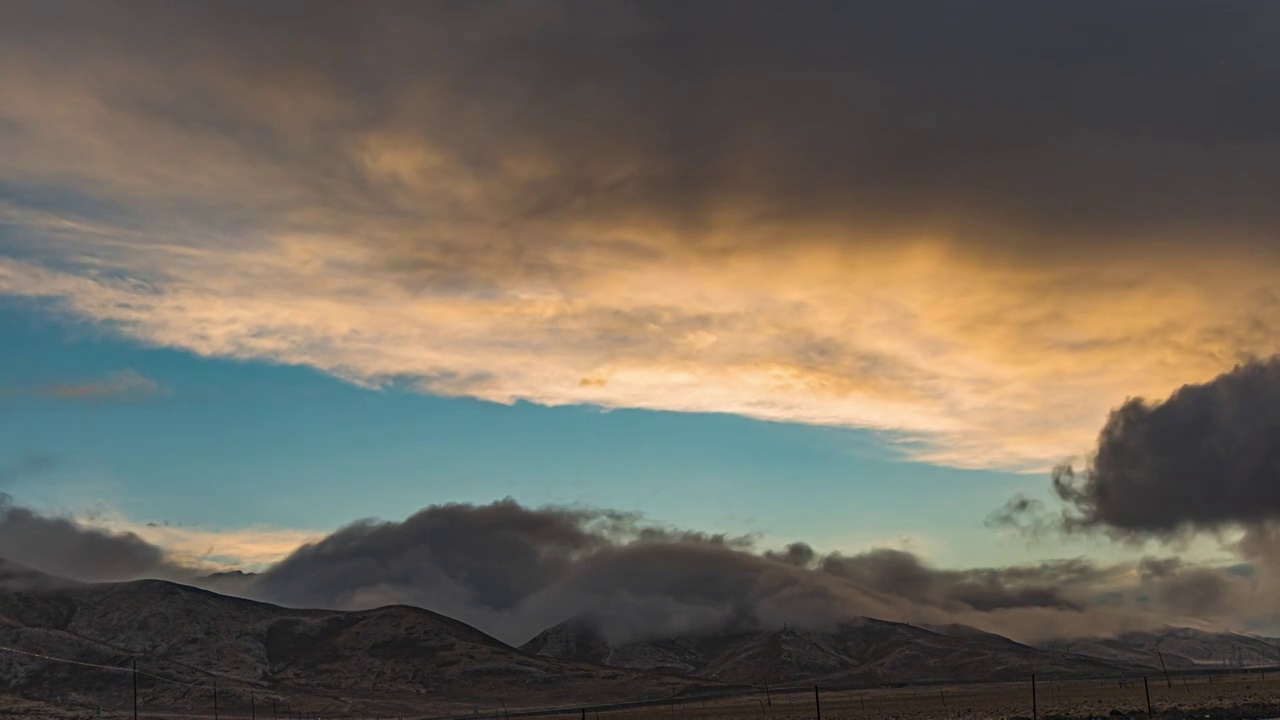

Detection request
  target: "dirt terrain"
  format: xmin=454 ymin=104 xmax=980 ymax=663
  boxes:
xmin=6 ymin=671 xmax=1280 ymax=719
xmin=527 ymin=672 xmax=1280 ymax=720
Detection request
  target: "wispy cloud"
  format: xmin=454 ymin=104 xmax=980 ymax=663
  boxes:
xmin=34 ymin=368 xmax=164 ymax=403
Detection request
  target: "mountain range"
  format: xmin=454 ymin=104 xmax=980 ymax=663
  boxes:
xmin=2 ymin=558 xmax=1277 ymax=717
xmin=0 ymin=560 xmax=700 ymax=717
xmin=522 ymin=615 xmax=1280 ymax=687
xmin=522 ymin=615 xmax=1123 ymax=685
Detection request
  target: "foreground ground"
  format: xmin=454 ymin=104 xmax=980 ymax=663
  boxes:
xmin=3 ymin=670 xmax=1279 ymax=720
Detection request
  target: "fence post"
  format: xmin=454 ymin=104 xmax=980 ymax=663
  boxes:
xmin=252 ymin=691 xmax=256 ymax=720
xmin=1158 ymin=651 xmax=1171 ymax=689
xmin=213 ymin=679 xmax=219 ymax=720
xmin=765 ymin=683 xmax=772 ymax=708
xmin=132 ymin=659 xmax=138 ymax=720
xmin=1031 ymin=674 xmax=1037 ymax=720
xmin=860 ymin=694 xmax=866 ymax=712
xmin=1143 ymin=676 xmax=1152 ymax=719
xmin=814 ymin=685 xmax=821 ymax=720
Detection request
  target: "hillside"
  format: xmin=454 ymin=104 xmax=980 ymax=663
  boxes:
xmin=0 ymin=562 xmax=703 ymax=718
xmin=1040 ymin=627 xmax=1280 ymax=672
xmin=521 ymin=615 xmax=1128 ymax=685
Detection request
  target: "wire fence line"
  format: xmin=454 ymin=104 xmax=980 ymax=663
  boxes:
xmin=5 ymin=641 xmax=1280 ymax=720
xmin=0 ymin=640 xmax=324 ymax=719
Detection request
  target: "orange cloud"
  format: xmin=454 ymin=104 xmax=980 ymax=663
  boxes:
xmin=3 ymin=3 xmax=1279 ymax=470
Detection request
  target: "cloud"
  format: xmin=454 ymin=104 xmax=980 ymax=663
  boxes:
xmin=2 ymin=3 xmax=1280 ymax=468
xmin=4 ymin=494 xmax=1277 ymax=644
xmin=35 ymin=369 xmax=165 ymax=403
xmin=241 ymin=499 xmax=1268 ymax=645
xmin=1051 ymin=358 xmax=1280 ymax=537
xmin=820 ymin=549 xmax=1094 ymax=613
xmin=0 ymin=494 xmax=190 ymax=583
xmin=985 ymin=494 xmax=1067 ymax=542
xmin=247 ymin=499 xmax=910 ymax=643
xmin=0 ymin=493 xmax=318 ymax=583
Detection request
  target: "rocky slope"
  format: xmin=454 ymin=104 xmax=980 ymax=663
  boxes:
xmin=0 ymin=561 xmax=703 ymax=718
xmin=521 ymin=614 xmax=1127 ymax=685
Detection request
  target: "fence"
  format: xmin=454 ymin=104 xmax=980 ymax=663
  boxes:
xmin=518 ymin=672 xmax=1280 ymax=720
xmin=5 ymin=642 xmax=1280 ymax=720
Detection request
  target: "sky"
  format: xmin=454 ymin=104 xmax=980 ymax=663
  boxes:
xmin=2 ymin=1 xmax=1280 ymax=644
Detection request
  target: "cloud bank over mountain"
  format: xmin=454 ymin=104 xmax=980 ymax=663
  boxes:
xmin=2 ymin=493 xmax=1273 ymax=645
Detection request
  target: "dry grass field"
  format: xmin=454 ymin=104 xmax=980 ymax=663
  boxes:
xmin=531 ymin=672 xmax=1280 ymax=720
xmin=5 ymin=672 xmax=1280 ymax=720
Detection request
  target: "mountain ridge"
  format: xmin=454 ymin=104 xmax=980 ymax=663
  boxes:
xmin=5 ymin=560 xmax=1277 ymax=718
xmin=520 ymin=614 xmax=1130 ymax=685
xmin=0 ymin=564 xmax=704 ymax=717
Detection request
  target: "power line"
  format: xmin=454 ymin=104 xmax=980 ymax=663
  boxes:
xmin=0 ymin=643 xmax=205 ymax=687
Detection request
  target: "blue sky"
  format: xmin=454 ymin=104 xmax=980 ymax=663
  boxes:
xmin=0 ymin=297 xmax=1080 ymax=570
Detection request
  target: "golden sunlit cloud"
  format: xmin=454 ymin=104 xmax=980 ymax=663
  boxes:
xmin=4 ymin=233 xmax=1275 ymax=470
xmin=2 ymin=3 xmax=1279 ymax=470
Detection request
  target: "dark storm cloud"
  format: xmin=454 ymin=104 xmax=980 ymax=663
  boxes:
xmin=0 ymin=495 xmax=1261 ymax=643
xmin=242 ymin=499 xmax=1231 ymax=644
xmin=1053 ymin=358 xmax=1280 ymax=536
xmin=766 ymin=541 xmax=819 ymax=568
xmin=0 ymin=556 xmax=82 ymax=592
xmin=0 ymin=495 xmax=191 ymax=583
xmin=820 ymin=549 xmax=1093 ymax=612
xmin=4 ymin=0 xmax=1280 ymax=260
xmin=253 ymin=500 xmax=613 ymax=614
xmin=248 ymin=500 xmax=860 ymax=643
xmin=1135 ymin=556 xmax=1258 ymax=619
